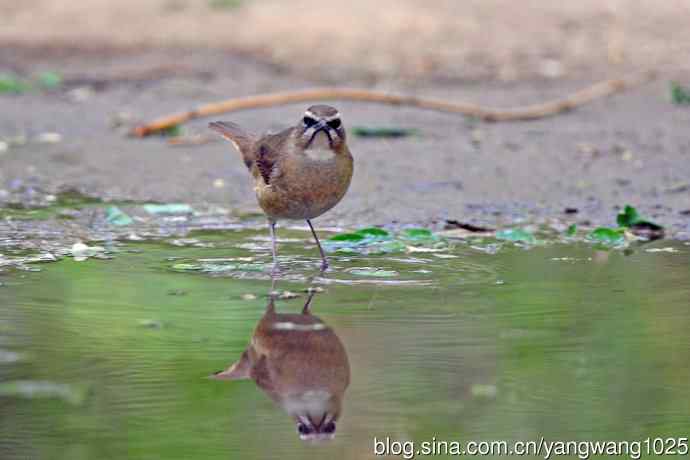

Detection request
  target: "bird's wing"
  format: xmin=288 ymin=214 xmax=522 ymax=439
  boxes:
xmin=254 ymin=127 xmax=293 ymax=185
xmin=208 ymin=121 xmax=257 ymax=169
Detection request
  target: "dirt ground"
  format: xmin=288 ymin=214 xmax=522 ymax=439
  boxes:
xmin=1 ymin=1 xmax=689 ymax=236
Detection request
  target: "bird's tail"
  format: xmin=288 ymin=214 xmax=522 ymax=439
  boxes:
xmin=209 ymin=121 xmax=256 ymax=169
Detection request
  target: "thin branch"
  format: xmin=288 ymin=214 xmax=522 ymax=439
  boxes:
xmin=132 ymin=72 xmax=656 ymax=137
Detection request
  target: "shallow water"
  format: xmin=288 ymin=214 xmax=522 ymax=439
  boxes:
xmin=1 ymin=228 xmax=689 ymax=460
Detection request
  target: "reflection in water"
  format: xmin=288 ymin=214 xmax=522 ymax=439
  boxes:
xmin=211 ymin=288 xmax=350 ymax=441
xmin=2 ymin=236 xmax=689 ymax=459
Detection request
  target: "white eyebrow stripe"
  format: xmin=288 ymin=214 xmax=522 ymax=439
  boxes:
xmin=304 ymin=110 xmax=340 ymax=121
xmin=272 ymin=322 xmax=327 ymax=331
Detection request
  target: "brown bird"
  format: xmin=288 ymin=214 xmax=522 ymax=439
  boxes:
xmin=211 ymin=292 xmax=351 ymax=441
xmin=209 ymin=105 xmax=354 ymax=271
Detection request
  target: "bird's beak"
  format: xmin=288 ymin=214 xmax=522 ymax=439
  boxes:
xmin=307 ymin=120 xmax=334 ymax=147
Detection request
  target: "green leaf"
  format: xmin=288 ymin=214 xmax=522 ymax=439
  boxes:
xmin=0 ymin=74 xmax=30 ymax=94
xmin=328 ymin=232 xmax=366 ymax=242
xmin=495 ymin=228 xmax=536 ymax=244
xmin=350 ymin=126 xmax=417 ymax=138
xmin=355 ymin=227 xmax=390 ymax=238
xmin=587 ymin=227 xmax=625 ymax=246
xmin=105 ymin=206 xmax=133 ymax=226
xmin=36 ymin=71 xmax=63 ymax=89
xmin=616 ymin=205 xmax=640 ymax=227
xmin=670 ymin=82 xmax=690 ymax=105
xmin=400 ymin=228 xmax=435 ymax=241
xmin=616 ymin=205 xmax=664 ymax=238
xmin=566 ymin=224 xmax=577 ymax=237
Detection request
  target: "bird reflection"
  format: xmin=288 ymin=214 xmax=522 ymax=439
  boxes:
xmin=211 ymin=287 xmax=350 ymax=441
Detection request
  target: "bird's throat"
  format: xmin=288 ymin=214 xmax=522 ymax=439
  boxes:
xmin=304 ymin=131 xmax=337 ymax=162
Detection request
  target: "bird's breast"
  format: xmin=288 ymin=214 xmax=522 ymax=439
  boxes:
xmin=303 ymin=147 xmax=337 ymax=163
xmin=255 ymin=146 xmax=353 ymax=220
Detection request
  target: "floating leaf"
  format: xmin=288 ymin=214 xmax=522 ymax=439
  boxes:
xmin=143 ymin=203 xmax=193 ymax=215
xmin=616 ymin=204 xmax=664 ymax=239
xmin=566 ymin=224 xmax=577 ymax=237
xmin=351 ymin=126 xmax=417 ymax=138
xmin=495 ymin=228 xmax=536 ymax=244
xmin=355 ymin=227 xmax=390 ymax=238
xmin=587 ymin=227 xmax=625 ymax=246
xmin=328 ymin=232 xmax=366 ymax=242
xmin=400 ymin=228 xmax=435 ymax=241
xmin=106 ymin=206 xmax=133 ymax=226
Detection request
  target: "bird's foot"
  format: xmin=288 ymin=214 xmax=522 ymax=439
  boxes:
xmin=319 ymin=259 xmax=329 ymax=272
xmin=270 ymin=262 xmax=282 ymax=277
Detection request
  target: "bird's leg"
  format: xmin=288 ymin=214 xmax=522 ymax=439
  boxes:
xmin=268 ymin=219 xmax=279 ymax=273
xmin=302 ymin=288 xmax=317 ymax=315
xmin=306 ymin=219 xmax=329 ymax=271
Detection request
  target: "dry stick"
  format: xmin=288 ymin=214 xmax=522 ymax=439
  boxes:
xmin=132 ymin=72 xmax=655 ymax=137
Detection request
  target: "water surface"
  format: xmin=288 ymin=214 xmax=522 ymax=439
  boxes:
xmin=1 ymin=229 xmax=689 ymax=459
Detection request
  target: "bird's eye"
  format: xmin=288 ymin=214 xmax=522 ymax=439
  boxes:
xmin=303 ymin=116 xmax=317 ymax=127
xmin=297 ymin=423 xmax=312 ymax=435
xmin=327 ymin=119 xmax=341 ymax=129
xmin=322 ymin=421 xmax=336 ymax=434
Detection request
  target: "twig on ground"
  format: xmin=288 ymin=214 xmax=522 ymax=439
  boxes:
xmin=132 ymin=72 xmax=656 ymax=137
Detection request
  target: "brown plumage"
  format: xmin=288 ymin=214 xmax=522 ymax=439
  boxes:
xmin=211 ymin=293 xmax=350 ymax=441
xmin=210 ymin=105 xmax=353 ymax=271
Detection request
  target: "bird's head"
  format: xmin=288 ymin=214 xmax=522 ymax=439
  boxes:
xmin=288 ymin=393 xmax=341 ymax=442
xmin=297 ymin=105 xmax=345 ymax=150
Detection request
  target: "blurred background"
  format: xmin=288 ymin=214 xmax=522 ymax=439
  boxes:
xmin=2 ymin=0 xmax=690 ymax=82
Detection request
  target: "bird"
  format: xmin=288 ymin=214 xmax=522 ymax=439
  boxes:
xmin=211 ymin=290 xmax=350 ymax=441
xmin=209 ymin=105 xmax=353 ymax=271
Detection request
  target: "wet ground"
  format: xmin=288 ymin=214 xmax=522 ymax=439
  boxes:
xmin=1 ymin=49 xmax=690 ymax=238
xmin=1 ymin=224 xmax=689 ymax=459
